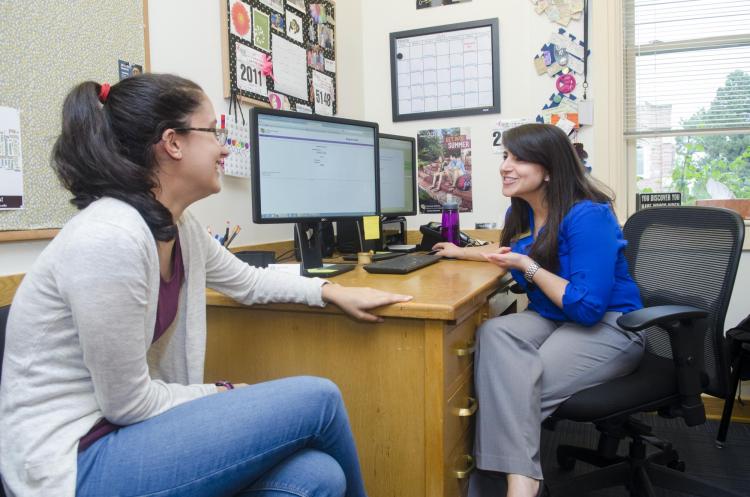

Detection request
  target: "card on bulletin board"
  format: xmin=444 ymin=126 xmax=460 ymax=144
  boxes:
xmin=221 ymin=113 xmax=251 ymax=178
xmin=222 ymin=0 xmax=338 ymax=116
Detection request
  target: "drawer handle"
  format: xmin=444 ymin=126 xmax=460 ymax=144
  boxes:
xmin=453 ymin=454 xmax=475 ymax=479
xmin=453 ymin=340 xmax=475 ymax=357
xmin=451 ymin=396 xmax=478 ymax=417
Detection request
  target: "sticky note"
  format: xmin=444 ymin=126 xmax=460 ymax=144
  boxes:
xmin=306 ymin=268 xmax=338 ymax=274
xmin=362 ymin=216 xmax=380 ymax=240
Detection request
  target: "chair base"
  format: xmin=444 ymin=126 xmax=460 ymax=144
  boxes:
xmin=550 ymin=433 xmax=744 ymax=497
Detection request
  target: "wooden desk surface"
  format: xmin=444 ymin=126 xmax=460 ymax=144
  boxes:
xmin=206 ymin=259 xmax=509 ymax=321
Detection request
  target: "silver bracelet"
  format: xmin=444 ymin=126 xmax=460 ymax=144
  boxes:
xmin=524 ymin=261 xmax=541 ymax=283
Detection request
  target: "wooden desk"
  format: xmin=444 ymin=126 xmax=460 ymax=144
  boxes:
xmin=205 ymin=260 xmax=513 ymax=497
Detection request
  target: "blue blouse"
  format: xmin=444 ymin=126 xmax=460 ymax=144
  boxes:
xmin=508 ymin=200 xmax=643 ymax=327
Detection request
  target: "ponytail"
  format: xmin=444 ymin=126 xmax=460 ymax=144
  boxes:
xmin=52 ymin=74 xmax=204 ymax=241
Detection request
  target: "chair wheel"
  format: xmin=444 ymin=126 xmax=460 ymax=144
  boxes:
xmin=556 ymin=447 xmax=576 ymax=471
xmin=667 ymin=460 xmax=686 ymax=472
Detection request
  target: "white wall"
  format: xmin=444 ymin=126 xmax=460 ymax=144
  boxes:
xmin=359 ymin=0 xmax=592 ymax=231
xmin=147 ymin=0 xmax=366 ymax=248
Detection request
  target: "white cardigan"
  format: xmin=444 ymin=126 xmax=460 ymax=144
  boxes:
xmin=0 ymin=198 xmax=326 ymax=497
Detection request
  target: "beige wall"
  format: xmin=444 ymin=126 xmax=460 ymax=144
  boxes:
xmin=358 ymin=0 xmax=597 ymax=230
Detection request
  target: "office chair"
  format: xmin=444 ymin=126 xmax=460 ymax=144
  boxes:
xmin=716 ymin=314 xmax=750 ymax=446
xmin=549 ymin=206 xmax=745 ymax=497
xmin=1 ymin=304 xmax=9 ymax=497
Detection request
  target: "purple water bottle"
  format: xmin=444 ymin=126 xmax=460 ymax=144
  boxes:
xmin=441 ymin=199 xmax=460 ymax=245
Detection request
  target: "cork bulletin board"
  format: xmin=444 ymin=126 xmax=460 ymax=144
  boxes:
xmin=0 ymin=0 xmax=147 ymax=237
xmin=221 ymin=0 xmax=338 ymax=116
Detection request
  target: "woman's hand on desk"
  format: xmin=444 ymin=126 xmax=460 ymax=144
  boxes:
xmin=321 ymin=284 xmax=412 ymax=323
xmin=432 ymin=241 xmax=500 ymax=261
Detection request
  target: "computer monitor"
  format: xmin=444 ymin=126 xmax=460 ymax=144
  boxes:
xmin=379 ymin=133 xmax=416 ymax=218
xmin=250 ymin=108 xmax=379 ymax=274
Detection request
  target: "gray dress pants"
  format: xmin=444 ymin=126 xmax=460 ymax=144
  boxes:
xmin=473 ymin=310 xmax=645 ymax=480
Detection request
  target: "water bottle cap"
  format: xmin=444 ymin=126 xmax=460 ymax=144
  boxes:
xmin=443 ymin=201 xmax=458 ymax=209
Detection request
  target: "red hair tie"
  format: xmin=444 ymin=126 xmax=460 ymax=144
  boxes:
xmin=98 ymin=83 xmax=111 ymax=103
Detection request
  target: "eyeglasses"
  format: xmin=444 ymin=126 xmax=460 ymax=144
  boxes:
xmin=174 ymin=127 xmax=229 ymax=144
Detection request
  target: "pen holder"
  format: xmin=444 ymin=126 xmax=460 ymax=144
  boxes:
xmin=357 ymin=252 xmax=373 ymax=265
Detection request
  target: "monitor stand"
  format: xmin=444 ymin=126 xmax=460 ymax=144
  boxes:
xmin=295 ymin=222 xmax=355 ymax=277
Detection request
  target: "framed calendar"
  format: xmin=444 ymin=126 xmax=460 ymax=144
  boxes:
xmin=389 ymin=18 xmax=500 ymax=122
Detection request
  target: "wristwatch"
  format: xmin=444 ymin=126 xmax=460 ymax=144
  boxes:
xmin=215 ymin=380 xmax=235 ymax=390
xmin=524 ymin=261 xmax=541 ymax=283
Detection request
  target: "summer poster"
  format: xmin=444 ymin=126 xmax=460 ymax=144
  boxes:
xmin=253 ymin=8 xmax=270 ymax=52
xmin=0 ymin=106 xmax=24 ymax=209
xmin=417 ymin=128 xmax=472 ymax=214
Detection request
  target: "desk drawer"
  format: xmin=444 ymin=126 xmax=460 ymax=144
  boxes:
xmin=443 ymin=425 xmax=474 ymax=497
xmin=444 ymin=372 xmax=476 ymax=455
xmin=444 ymin=314 xmax=477 ymax=395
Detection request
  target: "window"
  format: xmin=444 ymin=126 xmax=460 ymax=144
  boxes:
xmin=624 ymin=0 xmax=750 ymax=205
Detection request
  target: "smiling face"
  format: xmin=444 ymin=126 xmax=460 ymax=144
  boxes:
xmin=178 ymin=95 xmax=230 ymax=201
xmin=500 ymin=150 xmax=548 ymax=204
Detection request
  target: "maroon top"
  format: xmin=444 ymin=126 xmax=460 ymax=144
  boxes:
xmin=78 ymin=236 xmax=184 ymax=452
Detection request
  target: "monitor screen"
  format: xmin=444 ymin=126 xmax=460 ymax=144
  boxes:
xmin=251 ymin=109 xmax=379 ymax=223
xmin=379 ymin=134 xmax=416 ymax=217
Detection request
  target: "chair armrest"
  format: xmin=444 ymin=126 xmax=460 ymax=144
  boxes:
xmin=616 ymin=305 xmax=708 ymax=332
xmin=727 ymin=327 xmax=750 ymax=344
xmin=618 ymin=305 xmax=709 ymax=426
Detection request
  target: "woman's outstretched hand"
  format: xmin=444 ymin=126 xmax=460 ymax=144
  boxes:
xmin=321 ymin=284 xmax=413 ymax=323
xmin=483 ymin=247 xmax=532 ymax=272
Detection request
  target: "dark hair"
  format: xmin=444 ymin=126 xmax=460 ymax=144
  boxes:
xmin=499 ymin=124 xmax=613 ymax=272
xmin=52 ymin=73 xmax=205 ymax=241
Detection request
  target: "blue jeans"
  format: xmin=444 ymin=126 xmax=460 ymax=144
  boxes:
xmin=76 ymin=376 xmax=367 ymax=497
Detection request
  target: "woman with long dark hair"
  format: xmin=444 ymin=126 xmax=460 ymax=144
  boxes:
xmin=433 ymin=124 xmax=644 ymax=497
xmin=0 ymin=74 xmax=410 ymax=497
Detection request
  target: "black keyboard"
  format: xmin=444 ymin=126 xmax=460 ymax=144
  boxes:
xmin=341 ymin=252 xmax=405 ymax=262
xmin=363 ymin=254 xmax=441 ymax=274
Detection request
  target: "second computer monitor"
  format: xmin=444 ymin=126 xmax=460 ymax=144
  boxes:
xmin=379 ymin=134 xmax=416 ymax=217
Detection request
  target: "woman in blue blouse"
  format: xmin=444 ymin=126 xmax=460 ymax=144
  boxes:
xmin=433 ymin=124 xmax=644 ymax=497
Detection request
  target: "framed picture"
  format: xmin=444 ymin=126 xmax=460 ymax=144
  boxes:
xmin=389 ymin=18 xmax=500 ymax=122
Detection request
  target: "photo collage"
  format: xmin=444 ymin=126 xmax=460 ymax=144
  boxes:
xmin=226 ymin=0 xmax=337 ymax=116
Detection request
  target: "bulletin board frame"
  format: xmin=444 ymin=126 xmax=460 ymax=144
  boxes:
xmin=221 ymin=0 xmax=338 ymax=115
xmin=389 ymin=18 xmax=501 ymax=122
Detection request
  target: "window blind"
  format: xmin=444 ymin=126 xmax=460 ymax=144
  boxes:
xmin=623 ymin=0 xmax=750 ymax=137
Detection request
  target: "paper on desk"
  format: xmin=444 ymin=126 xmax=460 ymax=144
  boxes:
xmin=268 ymin=263 xmax=301 ymax=275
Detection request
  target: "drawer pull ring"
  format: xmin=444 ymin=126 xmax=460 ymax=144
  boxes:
xmin=453 ymin=340 xmax=476 ymax=357
xmin=451 ymin=396 xmax=478 ymax=417
xmin=453 ymin=454 xmax=475 ymax=479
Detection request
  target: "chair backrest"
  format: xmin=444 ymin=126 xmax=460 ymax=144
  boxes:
xmin=623 ymin=206 xmax=744 ymax=398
